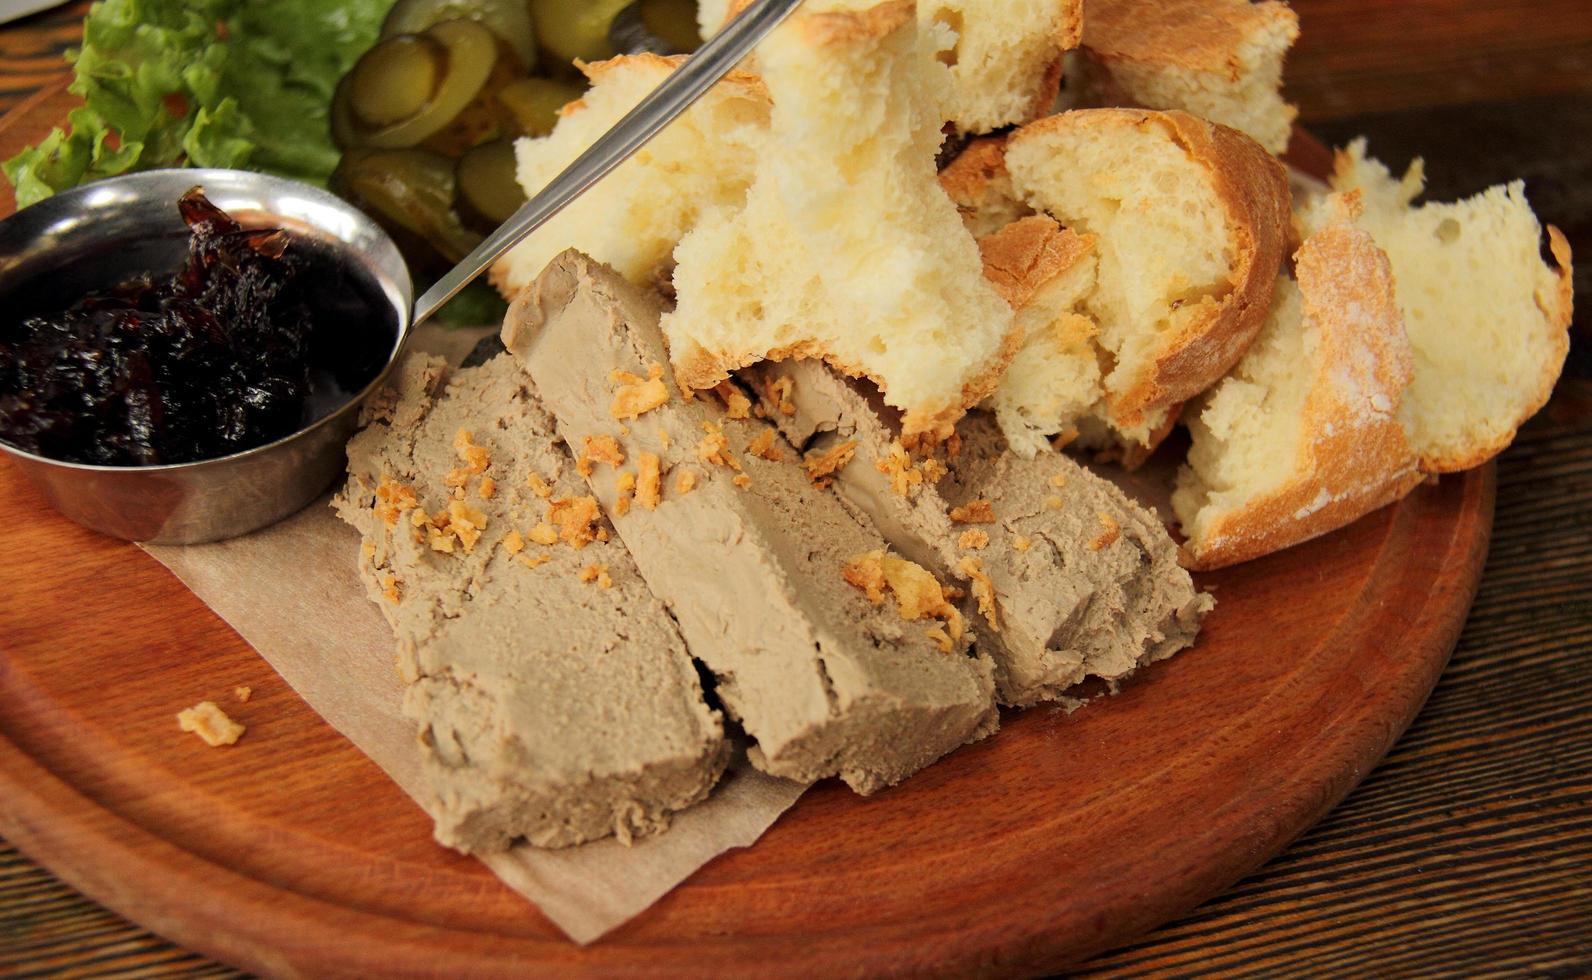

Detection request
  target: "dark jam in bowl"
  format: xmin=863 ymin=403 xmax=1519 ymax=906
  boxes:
xmin=0 ymin=189 xmax=398 ymax=467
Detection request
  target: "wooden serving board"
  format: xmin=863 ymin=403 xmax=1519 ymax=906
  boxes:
xmin=0 ymin=87 xmax=1494 ymax=976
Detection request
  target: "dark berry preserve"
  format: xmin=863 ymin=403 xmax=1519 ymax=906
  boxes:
xmin=0 ymin=188 xmax=398 ymax=466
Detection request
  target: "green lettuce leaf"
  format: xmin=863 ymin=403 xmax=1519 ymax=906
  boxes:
xmin=4 ymin=0 xmax=392 ymax=209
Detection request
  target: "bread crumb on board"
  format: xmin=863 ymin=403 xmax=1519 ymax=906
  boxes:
xmin=178 ymin=701 xmax=245 ymax=747
xmin=233 ymin=686 xmax=252 ymax=703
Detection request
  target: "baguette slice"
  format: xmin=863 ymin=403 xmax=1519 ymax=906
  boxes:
xmin=999 ymin=108 xmax=1292 ymax=445
xmin=505 ymin=250 xmax=999 ymax=794
xmin=1173 ymin=200 xmax=1423 ymax=570
xmin=489 ymin=54 xmax=770 ymax=297
xmin=335 ymin=354 xmax=728 ymax=852
xmin=1302 ymin=141 xmax=1574 ymax=472
xmin=1073 ymin=0 xmax=1300 ymax=155
xmin=664 ymin=0 xmax=1015 ymax=440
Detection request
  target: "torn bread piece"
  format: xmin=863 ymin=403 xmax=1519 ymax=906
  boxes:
xmin=1300 ymin=141 xmax=1574 ymax=473
xmin=1001 ymin=108 xmax=1292 ymax=444
xmin=707 ymin=0 xmax=1081 ymax=135
xmin=505 ymin=251 xmax=998 ymax=794
xmin=919 ymin=0 xmax=1082 ymax=134
xmin=664 ymin=0 xmax=1016 ymax=441
xmin=335 ymin=353 xmax=727 ymax=853
xmin=1173 ymin=200 xmax=1423 ymax=570
xmin=747 ymin=358 xmax=1211 ymax=707
xmin=1072 ymin=0 xmax=1301 ymax=155
xmin=978 ymin=216 xmax=1102 ymax=457
xmin=178 ymin=701 xmax=245 ymax=747
xmin=489 ymin=54 xmax=770 ymax=297
xmin=939 ymin=133 xmax=1031 ymax=238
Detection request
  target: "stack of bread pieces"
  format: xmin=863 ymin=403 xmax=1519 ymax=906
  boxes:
xmin=342 ymin=0 xmax=1573 ymax=854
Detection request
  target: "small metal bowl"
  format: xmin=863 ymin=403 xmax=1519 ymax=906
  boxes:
xmin=0 ymin=169 xmax=412 ymax=544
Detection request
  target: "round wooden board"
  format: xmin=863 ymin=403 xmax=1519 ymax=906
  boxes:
xmin=0 ymin=86 xmax=1494 ymax=977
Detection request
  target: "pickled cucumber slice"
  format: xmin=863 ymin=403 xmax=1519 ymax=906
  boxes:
xmin=382 ymin=0 xmax=538 ymax=71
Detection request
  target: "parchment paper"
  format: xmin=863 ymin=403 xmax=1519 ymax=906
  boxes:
xmin=142 ymin=326 xmax=808 ymax=944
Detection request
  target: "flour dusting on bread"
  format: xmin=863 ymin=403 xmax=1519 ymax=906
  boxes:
xmin=1300 ymin=140 xmax=1574 ymax=473
xmin=1174 ymin=198 xmax=1423 ymax=569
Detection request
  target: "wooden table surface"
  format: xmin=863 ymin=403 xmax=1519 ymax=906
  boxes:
xmin=1 ymin=2 xmax=1589 ymax=976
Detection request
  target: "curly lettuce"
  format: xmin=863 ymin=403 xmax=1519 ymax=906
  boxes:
xmin=4 ymin=0 xmax=393 ymax=209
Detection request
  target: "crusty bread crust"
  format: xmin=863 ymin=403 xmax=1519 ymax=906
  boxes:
xmin=1183 ymin=212 xmax=1424 ymax=571
xmin=1072 ymin=0 xmax=1299 ymax=155
xmin=939 ymin=135 xmax=1008 ymax=209
xmin=977 ymin=215 xmax=1095 ymax=309
xmin=1417 ymin=224 xmax=1574 ymax=473
xmin=1008 ymin=109 xmax=1291 ymax=434
xmin=1081 ymin=0 xmax=1296 ymax=73
xmin=1124 ymin=111 xmax=1291 ymax=427
xmin=1057 ymin=0 xmax=1086 ymax=49
xmin=938 ymin=135 xmax=1029 ymax=237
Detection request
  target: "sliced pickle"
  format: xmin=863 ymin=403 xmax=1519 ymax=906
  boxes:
xmin=420 ymin=47 xmax=520 ymax=157
xmin=348 ymin=35 xmax=442 ymax=128
xmin=495 ymin=76 xmax=585 ymax=137
xmin=611 ymin=0 xmax=701 ymax=55
xmin=530 ymin=0 xmax=631 ymax=64
xmin=382 ymin=0 xmax=539 ymax=71
xmin=456 ymin=139 xmax=527 ymax=230
xmin=332 ymin=149 xmax=483 ymax=271
xmin=332 ymin=19 xmax=499 ymax=152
